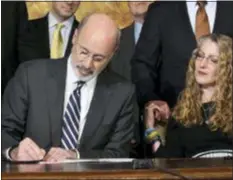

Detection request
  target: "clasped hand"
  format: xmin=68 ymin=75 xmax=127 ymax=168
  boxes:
xmin=144 ymin=100 xmax=170 ymax=152
xmin=144 ymin=100 xmax=170 ymax=128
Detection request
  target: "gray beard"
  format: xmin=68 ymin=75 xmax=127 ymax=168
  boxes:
xmin=77 ymin=72 xmax=97 ymax=82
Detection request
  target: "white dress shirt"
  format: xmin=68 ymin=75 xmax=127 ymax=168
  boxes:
xmin=64 ymin=56 xmax=97 ymax=144
xmin=134 ymin=22 xmax=143 ymax=44
xmin=48 ymin=12 xmax=74 ymax=57
xmin=186 ymin=0 xmax=217 ymax=34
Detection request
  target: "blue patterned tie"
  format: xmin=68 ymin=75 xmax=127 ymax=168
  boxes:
xmin=61 ymin=81 xmax=85 ymax=149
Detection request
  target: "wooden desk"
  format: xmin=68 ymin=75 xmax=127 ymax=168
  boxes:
xmin=2 ymin=158 xmax=232 ymax=180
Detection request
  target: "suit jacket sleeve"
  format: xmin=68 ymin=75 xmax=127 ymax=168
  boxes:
xmin=131 ymin=2 xmax=164 ymax=108
xmin=1 ymin=63 xmax=29 ymax=151
xmin=79 ymin=85 xmax=137 ymax=158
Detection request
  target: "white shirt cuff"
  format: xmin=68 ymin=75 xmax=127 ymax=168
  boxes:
xmin=73 ymin=149 xmax=80 ymax=159
xmin=4 ymin=147 xmax=13 ymax=161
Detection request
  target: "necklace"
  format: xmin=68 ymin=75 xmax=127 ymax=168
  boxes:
xmin=202 ymin=103 xmax=216 ymax=124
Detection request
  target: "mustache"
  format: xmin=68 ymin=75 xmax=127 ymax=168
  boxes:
xmin=75 ymin=65 xmax=94 ymax=74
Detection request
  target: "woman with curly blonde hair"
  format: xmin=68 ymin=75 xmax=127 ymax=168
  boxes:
xmin=145 ymin=34 xmax=232 ymax=158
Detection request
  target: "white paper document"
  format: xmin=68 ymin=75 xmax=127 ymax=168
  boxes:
xmin=40 ymin=158 xmax=134 ymax=164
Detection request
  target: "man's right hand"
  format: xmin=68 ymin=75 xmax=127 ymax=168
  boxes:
xmin=144 ymin=100 xmax=170 ymax=128
xmin=10 ymin=137 xmax=45 ymax=161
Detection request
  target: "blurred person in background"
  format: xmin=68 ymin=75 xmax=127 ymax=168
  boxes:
xmin=110 ymin=1 xmax=154 ymax=158
xmin=110 ymin=1 xmax=154 ymax=80
xmin=18 ymin=1 xmax=80 ymax=63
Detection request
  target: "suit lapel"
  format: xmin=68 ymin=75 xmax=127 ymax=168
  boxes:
xmin=38 ymin=15 xmax=50 ymax=57
xmin=80 ymin=70 xmax=112 ymax=147
xmin=212 ymin=2 xmax=221 ymax=33
xmin=119 ymin=23 xmax=135 ymax=79
xmin=126 ymin=23 xmax=136 ymax=56
xmin=64 ymin=19 xmax=79 ymax=57
xmin=178 ymin=2 xmax=197 ymax=46
xmin=46 ymin=58 xmax=67 ymax=147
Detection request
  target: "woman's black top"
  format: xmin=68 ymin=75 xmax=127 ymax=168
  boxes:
xmin=154 ymin=102 xmax=232 ymax=158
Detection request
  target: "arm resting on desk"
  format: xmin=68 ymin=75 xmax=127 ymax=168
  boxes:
xmin=1 ymin=63 xmax=29 ymax=151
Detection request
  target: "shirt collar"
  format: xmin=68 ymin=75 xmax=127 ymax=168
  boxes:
xmin=134 ymin=22 xmax=143 ymax=31
xmin=186 ymin=0 xmax=217 ymax=8
xmin=48 ymin=12 xmax=74 ymax=29
xmin=134 ymin=22 xmax=143 ymax=44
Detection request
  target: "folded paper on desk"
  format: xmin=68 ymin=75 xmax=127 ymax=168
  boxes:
xmin=40 ymin=158 xmax=134 ymax=164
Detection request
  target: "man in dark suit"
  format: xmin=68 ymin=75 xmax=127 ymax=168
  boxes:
xmin=18 ymin=1 xmax=80 ymax=62
xmin=1 ymin=1 xmax=28 ymax=95
xmin=2 ymin=13 xmax=137 ymax=162
xmin=131 ymin=1 xmax=233 ymax=119
xmin=110 ymin=1 xmax=153 ymax=81
xmin=110 ymin=2 xmax=154 ymax=158
xmin=131 ymin=1 xmax=233 ymax=155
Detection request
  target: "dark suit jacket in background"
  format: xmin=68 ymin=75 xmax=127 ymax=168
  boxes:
xmin=1 ymin=1 xmax=28 ymax=95
xmin=110 ymin=23 xmax=135 ymax=81
xmin=18 ymin=15 xmax=79 ymax=63
xmin=2 ymin=58 xmax=137 ymax=158
xmin=109 ymin=23 xmax=145 ymax=158
xmin=131 ymin=1 xmax=233 ymax=109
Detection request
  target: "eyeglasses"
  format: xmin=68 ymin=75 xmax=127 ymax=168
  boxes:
xmin=74 ymin=42 xmax=110 ymax=63
xmin=194 ymin=50 xmax=219 ymax=64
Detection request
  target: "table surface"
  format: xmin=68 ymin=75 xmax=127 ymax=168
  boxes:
xmin=2 ymin=158 xmax=233 ymax=180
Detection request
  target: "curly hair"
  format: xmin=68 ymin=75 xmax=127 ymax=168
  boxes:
xmin=172 ymin=34 xmax=232 ymax=136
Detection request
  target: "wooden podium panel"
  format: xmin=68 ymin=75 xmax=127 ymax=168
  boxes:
xmin=2 ymin=158 xmax=232 ymax=180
